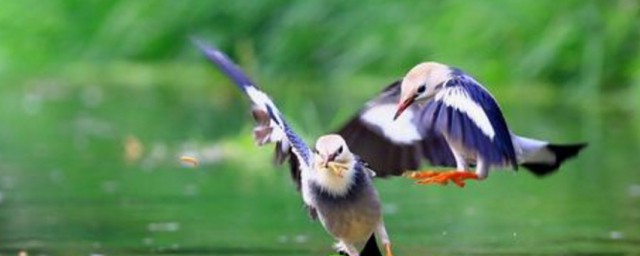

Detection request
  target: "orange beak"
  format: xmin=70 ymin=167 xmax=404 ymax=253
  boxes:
xmin=393 ymin=97 xmax=415 ymax=120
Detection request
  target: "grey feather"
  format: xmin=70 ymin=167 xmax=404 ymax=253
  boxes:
xmin=309 ymin=162 xmax=381 ymax=245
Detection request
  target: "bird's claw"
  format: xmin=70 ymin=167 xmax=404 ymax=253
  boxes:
xmin=409 ymin=170 xmax=479 ymax=188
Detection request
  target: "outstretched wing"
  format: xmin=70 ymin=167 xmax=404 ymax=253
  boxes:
xmin=195 ymin=40 xmax=313 ymax=169
xmin=422 ymin=69 xmax=517 ymax=168
xmin=337 ymin=81 xmax=456 ymax=176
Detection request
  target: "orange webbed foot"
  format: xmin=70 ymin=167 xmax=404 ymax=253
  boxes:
xmin=409 ymin=170 xmax=479 ymax=188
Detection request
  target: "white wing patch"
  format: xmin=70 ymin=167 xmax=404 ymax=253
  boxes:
xmin=360 ymin=104 xmax=422 ymax=144
xmin=245 ymin=85 xmax=312 ymax=167
xmin=245 ymin=86 xmax=285 ymax=126
xmin=436 ymin=87 xmax=496 ymax=139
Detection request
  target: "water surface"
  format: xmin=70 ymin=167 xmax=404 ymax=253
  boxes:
xmin=0 ymin=79 xmax=638 ymax=255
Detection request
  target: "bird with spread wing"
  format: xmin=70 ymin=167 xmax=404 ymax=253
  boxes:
xmin=388 ymin=62 xmax=587 ymax=186
xmin=253 ymin=65 xmax=585 ymax=188
xmin=195 ymin=41 xmax=392 ymax=256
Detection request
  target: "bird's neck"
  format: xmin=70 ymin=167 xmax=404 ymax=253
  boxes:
xmin=313 ymin=161 xmax=357 ymax=197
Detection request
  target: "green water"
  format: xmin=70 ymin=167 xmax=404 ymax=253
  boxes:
xmin=1 ymin=0 xmax=639 ymax=254
xmin=0 ymin=77 xmax=638 ymax=256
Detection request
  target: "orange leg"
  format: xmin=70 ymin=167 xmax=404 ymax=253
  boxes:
xmin=403 ymin=170 xmax=440 ymax=179
xmin=409 ymin=170 xmax=479 ymax=188
xmin=384 ymin=243 xmax=393 ymax=256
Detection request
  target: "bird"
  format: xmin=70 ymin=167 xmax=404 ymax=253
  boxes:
xmin=195 ymin=40 xmax=393 ymax=256
xmin=335 ymin=78 xmax=586 ymax=187
xmin=205 ymin=55 xmax=586 ymax=188
xmin=386 ymin=61 xmax=588 ymax=186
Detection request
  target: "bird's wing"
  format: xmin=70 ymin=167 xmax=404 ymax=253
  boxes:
xmin=422 ymin=70 xmax=518 ymax=168
xmin=252 ymin=106 xmax=302 ymax=190
xmin=337 ymin=81 xmax=456 ymax=176
xmin=195 ymin=40 xmax=313 ymax=169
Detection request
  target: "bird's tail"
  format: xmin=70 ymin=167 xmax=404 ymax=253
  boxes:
xmin=519 ymin=139 xmax=587 ymax=176
xmin=359 ymin=233 xmax=382 ymax=256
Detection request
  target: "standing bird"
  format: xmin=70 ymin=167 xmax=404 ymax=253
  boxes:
xmin=195 ymin=41 xmax=392 ymax=256
xmin=389 ymin=62 xmax=587 ymax=186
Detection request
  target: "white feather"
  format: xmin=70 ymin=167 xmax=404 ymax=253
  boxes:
xmin=308 ymin=157 xmax=357 ymax=196
xmin=436 ymin=87 xmax=496 ymax=139
xmin=360 ymin=104 xmax=422 ymax=144
xmin=513 ymin=135 xmax=554 ymax=164
xmin=300 ymin=165 xmax=317 ymax=207
xmin=316 ymin=169 xmax=355 ymax=196
xmin=245 ymin=86 xmax=312 ymax=168
xmin=245 ymin=86 xmax=283 ymax=123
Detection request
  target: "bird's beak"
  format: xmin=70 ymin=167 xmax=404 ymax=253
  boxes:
xmin=320 ymin=153 xmax=336 ymax=168
xmin=394 ymin=96 xmax=415 ymax=120
xmin=320 ymin=156 xmax=329 ymax=168
xmin=320 ymin=153 xmax=345 ymax=177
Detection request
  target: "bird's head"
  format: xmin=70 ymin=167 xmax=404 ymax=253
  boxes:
xmin=394 ymin=62 xmax=450 ymax=120
xmin=313 ymin=134 xmax=354 ymax=178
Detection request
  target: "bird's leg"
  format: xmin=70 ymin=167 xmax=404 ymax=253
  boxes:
xmin=385 ymin=243 xmax=393 ymax=256
xmin=403 ymin=170 xmax=441 ymax=180
xmin=428 ymin=156 xmax=488 ymax=187
xmin=474 ymin=157 xmax=489 ymax=180
xmin=409 ymin=147 xmax=479 ymax=187
xmin=413 ymin=169 xmax=480 ymax=187
xmin=416 ymin=171 xmax=479 ymax=187
xmin=376 ymin=221 xmax=393 ymax=256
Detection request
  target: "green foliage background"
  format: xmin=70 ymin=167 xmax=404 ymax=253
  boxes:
xmin=3 ymin=1 xmax=639 ymax=92
xmin=1 ymin=1 xmax=639 ymax=255
xmin=2 ymin=0 xmax=639 ymax=134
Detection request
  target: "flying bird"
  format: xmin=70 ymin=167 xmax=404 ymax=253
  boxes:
xmin=216 ymin=57 xmax=585 ymax=189
xmin=195 ymin=41 xmax=392 ymax=256
xmin=387 ymin=62 xmax=587 ymax=186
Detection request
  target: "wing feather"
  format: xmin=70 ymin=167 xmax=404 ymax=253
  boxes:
xmin=427 ymin=72 xmax=518 ymax=168
xmin=195 ymin=40 xmax=313 ymax=168
xmin=337 ymin=81 xmax=456 ymax=176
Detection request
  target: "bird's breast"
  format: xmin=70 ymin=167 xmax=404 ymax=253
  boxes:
xmin=311 ymin=169 xmax=382 ymax=244
xmin=316 ymin=194 xmax=381 ymax=244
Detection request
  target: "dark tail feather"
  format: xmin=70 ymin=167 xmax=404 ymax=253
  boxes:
xmin=522 ymin=143 xmax=588 ymax=176
xmin=359 ymin=233 xmax=382 ymax=256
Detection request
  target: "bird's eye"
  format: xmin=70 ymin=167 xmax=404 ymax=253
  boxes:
xmin=336 ymin=146 xmax=343 ymax=155
xmin=417 ymin=84 xmax=426 ymax=93
xmin=313 ymin=148 xmax=319 ymax=154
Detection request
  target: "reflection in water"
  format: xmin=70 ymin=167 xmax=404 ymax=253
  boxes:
xmin=0 ymin=83 xmax=639 ymax=255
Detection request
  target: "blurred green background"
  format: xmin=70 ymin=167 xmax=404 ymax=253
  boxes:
xmin=1 ymin=0 xmax=639 ymax=255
